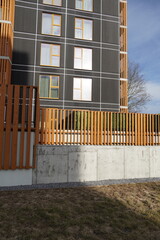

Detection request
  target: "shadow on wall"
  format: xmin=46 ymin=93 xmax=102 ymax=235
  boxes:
xmin=11 ymin=50 xmax=30 ymax=86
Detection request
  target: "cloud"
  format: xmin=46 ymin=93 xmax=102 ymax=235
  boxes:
xmin=146 ymin=82 xmax=160 ymax=101
xmin=142 ymin=101 xmax=160 ymax=114
xmin=140 ymin=82 xmax=160 ymax=114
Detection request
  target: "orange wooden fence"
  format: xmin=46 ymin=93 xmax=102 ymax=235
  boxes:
xmin=0 ymin=84 xmax=40 ymax=170
xmin=39 ymin=108 xmax=160 ymax=146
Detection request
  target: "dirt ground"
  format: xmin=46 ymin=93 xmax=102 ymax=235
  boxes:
xmin=0 ymin=182 xmax=160 ymax=240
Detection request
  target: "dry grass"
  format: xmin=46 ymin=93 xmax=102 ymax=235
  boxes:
xmin=0 ymin=182 xmax=160 ymax=239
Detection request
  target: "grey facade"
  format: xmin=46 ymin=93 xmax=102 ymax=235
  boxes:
xmin=12 ymin=0 xmax=120 ymax=111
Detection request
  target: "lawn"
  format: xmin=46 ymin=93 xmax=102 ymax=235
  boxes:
xmin=0 ymin=182 xmax=160 ymax=240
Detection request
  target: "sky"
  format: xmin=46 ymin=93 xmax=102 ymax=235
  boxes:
xmin=128 ymin=0 xmax=160 ymax=113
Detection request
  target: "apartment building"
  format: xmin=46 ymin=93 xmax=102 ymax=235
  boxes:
xmin=0 ymin=0 xmax=128 ymax=112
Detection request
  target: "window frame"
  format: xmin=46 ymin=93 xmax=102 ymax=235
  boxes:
xmin=74 ymin=47 xmax=92 ymax=70
xmin=75 ymin=17 xmax=93 ymax=40
xmin=73 ymin=77 xmax=92 ymax=101
xmin=41 ymin=13 xmax=62 ymax=36
xmin=40 ymin=43 xmax=60 ymax=67
xmin=39 ymin=75 xmax=60 ymax=99
xmin=43 ymin=0 xmax=62 ymax=6
xmin=75 ymin=0 xmax=93 ymax=12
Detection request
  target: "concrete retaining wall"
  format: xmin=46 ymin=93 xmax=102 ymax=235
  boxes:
xmin=33 ymin=146 xmax=160 ymax=184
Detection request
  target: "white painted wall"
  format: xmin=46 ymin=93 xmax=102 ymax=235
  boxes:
xmin=0 ymin=169 xmax=32 ymax=187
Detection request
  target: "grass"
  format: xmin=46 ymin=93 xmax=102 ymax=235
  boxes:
xmin=0 ymin=182 xmax=160 ymax=239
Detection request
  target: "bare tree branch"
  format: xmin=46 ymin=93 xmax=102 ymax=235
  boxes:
xmin=128 ymin=61 xmax=151 ymax=112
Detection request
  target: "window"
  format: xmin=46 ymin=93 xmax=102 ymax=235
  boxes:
xmin=74 ymin=47 xmax=92 ymax=70
xmin=39 ymin=75 xmax=59 ymax=99
xmin=73 ymin=78 xmax=92 ymax=101
xmin=43 ymin=0 xmax=62 ymax=6
xmin=75 ymin=0 xmax=93 ymax=11
xmin=75 ymin=18 xmax=92 ymax=40
xmin=40 ymin=43 xmax=60 ymax=67
xmin=42 ymin=13 xmax=61 ymax=36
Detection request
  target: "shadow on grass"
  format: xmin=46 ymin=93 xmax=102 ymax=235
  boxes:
xmin=0 ymin=182 xmax=160 ymax=240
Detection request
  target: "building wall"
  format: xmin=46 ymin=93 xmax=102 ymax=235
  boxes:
xmin=12 ymin=0 xmax=120 ymax=111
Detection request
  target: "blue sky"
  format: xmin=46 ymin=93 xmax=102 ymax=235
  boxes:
xmin=128 ymin=0 xmax=160 ymax=113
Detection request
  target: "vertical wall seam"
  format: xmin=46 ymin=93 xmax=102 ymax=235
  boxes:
xmin=33 ymin=0 xmax=39 ymax=86
xmin=63 ymin=0 xmax=68 ymax=109
xmin=100 ymin=0 xmax=103 ymax=111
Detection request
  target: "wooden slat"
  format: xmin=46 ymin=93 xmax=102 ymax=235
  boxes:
xmin=19 ymin=86 xmax=27 ymax=168
xmin=25 ymin=87 xmax=33 ymax=169
xmin=90 ymin=111 xmax=93 ymax=145
xmin=51 ymin=109 xmax=55 ymax=144
xmin=4 ymin=85 xmax=13 ymax=169
xmin=33 ymin=88 xmax=40 ymax=168
xmin=0 ymin=84 xmax=6 ymax=169
xmin=11 ymin=85 xmax=20 ymax=170
xmin=40 ymin=109 xmax=45 ymax=144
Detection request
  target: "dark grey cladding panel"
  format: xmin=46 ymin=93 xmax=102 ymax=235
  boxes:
xmin=65 ymin=45 xmax=74 ymax=69
xmin=66 ymin=15 xmax=75 ymax=39
xmin=102 ymin=21 xmax=119 ymax=45
xmin=101 ymin=79 xmax=120 ymax=104
xmin=92 ymin=78 xmax=100 ymax=102
xmin=14 ymin=6 xmax=36 ymax=33
xmin=64 ymin=75 xmax=73 ymax=101
xmin=93 ymin=20 xmax=100 ymax=42
xmin=40 ymin=100 xmax=63 ymax=108
xmin=65 ymin=70 xmax=100 ymax=78
xmin=12 ymin=38 xmax=35 ymax=65
xmin=65 ymin=101 xmax=101 ymax=109
xmin=16 ymin=0 xmax=36 ymax=3
xmin=102 ymin=49 xmax=119 ymax=74
xmin=101 ymin=73 xmax=119 ymax=79
xmin=61 ymin=14 xmax=66 ymax=37
xmin=36 ymin=67 xmax=64 ymax=75
xmin=101 ymin=103 xmax=120 ymax=109
xmin=93 ymin=0 xmax=101 ymax=13
xmin=12 ymin=65 xmax=34 ymax=71
xmin=37 ymin=35 xmax=65 ymax=44
xmin=11 ymin=70 xmax=34 ymax=86
xmin=93 ymin=48 xmax=100 ymax=72
xmin=66 ymin=39 xmax=100 ymax=48
xmin=102 ymin=107 xmax=119 ymax=112
xmin=67 ymin=0 xmax=75 ymax=9
xmin=102 ymin=43 xmax=119 ymax=51
xmin=102 ymin=0 xmax=119 ymax=17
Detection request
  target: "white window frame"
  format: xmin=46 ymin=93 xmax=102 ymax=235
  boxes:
xmin=43 ymin=0 xmax=62 ymax=6
xmin=42 ymin=13 xmax=61 ymax=36
xmin=74 ymin=47 xmax=92 ymax=70
xmin=39 ymin=75 xmax=60 ymax=99
xmin=75 ymin=18 xmax=93 ymax=40
xmin=75 ymin=0 xmax=93 ymax=12
xmin=73 ymin=78 xmax=92 ymax=101
xmin=40 ymin=43 xmax=60 ymax=67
